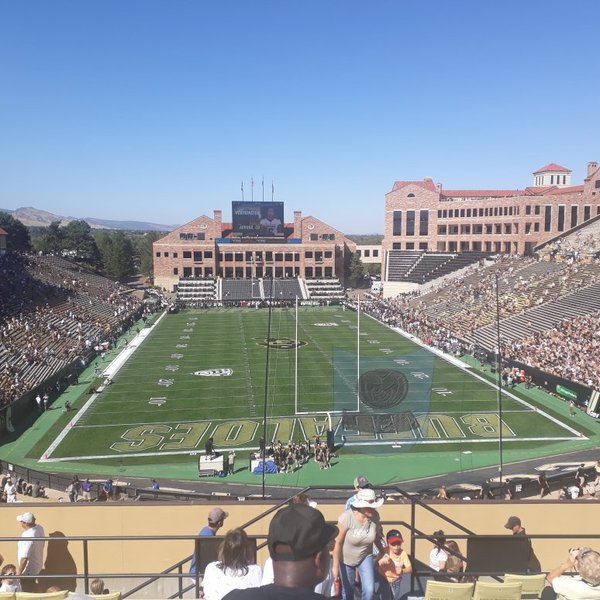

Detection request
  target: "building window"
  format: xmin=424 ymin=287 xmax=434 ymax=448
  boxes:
xmin=571 ymin=205 xmax=578 ymax=228
xmin=466 ymin=209 xmax=471 ymax=218
xmin=373 ymin=249 xmax=378 ymax=257
xmin=173 ymin=268 xmax=178 ymax=275
xmin=419 ymin=210 xmax=429 ymax=236
xmin=460 ymin=209 xmax=465 ymax=218
xmin=322 ymin=233 xmax=335 ymax=240
xmin=558 ymin=206 xmax=565 ymax=232
xmin=438 ymin=225 xmax=447 ymax=234
xmin=155 ymin=252 xmax=161 ymax=257
xmin=265 ymin=252 xmax=273 ymax=262
xmin=310 ymin=233 xmax=318 ymax=241
xmin=364 ymin=249 xmax=370 ymax=257
xmin=406 ymin=210 xmax=415 ymax=236
xmin=393 ymin=210 xmax=402 ymax=236
xmin=205 ymin=251 xmax=213 ymax=259
xmin=407 ymin=193 xmax=415 ymax=198
xmin=584 ymin=206 xmax=591 ymax=221
xmin=526 ymin=205 xmax=531 ymax=215
xmin=534 ymin=205 xmax=541 ymax=215
xmin=544 ymin=206 xmax=552 ymax=231
xmin=194 ymin=251 xmax=202 ymax=262
xmin=460 ymin=224 xmax=471 ymax=234
xmin=485 ymin=224 xmax=493 ymax=234
xmin=305 ymin=251 xmax=313 ymax=259
xmin=183 ymin=267 xmax=192 ymax=277
xmin=285 ymin=253 xmax=293 ymax=261
xmin=183 ymin=251 xmax=192 ymax=259
xmin=442 ymin=210 xmax=447 ymax=218
xmin=324 ymin=251 xmax=332 ymax=258
xmin=479 ymin=208 xmax=484 ymax=217
xmin=173 ymin=252 xmax=178 ymax=258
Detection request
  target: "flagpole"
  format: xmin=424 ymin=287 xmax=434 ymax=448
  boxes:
xmin=271 ymin=181 xmax=274 ymax=202
xmin=357 ymin=296 xmax=361 ymax=412
xmin=295 ymin=295 xmax=298 ymax=414
xmin=241 ymin=180 xmax=244 ymax=202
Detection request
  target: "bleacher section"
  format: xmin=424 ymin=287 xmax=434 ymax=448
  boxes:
xmin=386 ymin=251 xmax=489 ymax=284
xmin=304 ymin=278 xmax=345 ymax=301
xmin=466 ymin=280 xmax=600 ymax=351
xmin=263 ymin=278 xmax=303 ymax=300
xmin=176 ymin=278 xmax=216 ymax=304
xmin=222 ymin=279 xmax=262 ymax=301
xmin=0 ymin=254 xmax=143 ymax=408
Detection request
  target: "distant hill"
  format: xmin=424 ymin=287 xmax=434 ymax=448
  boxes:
xmin=0 ymin=207 xmax=175 ymax=232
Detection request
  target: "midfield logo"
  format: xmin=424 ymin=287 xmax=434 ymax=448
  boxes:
xmin=193 ymin=368 xmax=233 ymax=377
xmin=255 ymin=337 xmax=308 ymax=350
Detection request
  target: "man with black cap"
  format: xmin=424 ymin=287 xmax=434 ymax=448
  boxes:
xmin=223 ymin=504 xmax=337 ymax=599
xmin=505 ymin=515 xmax=538 ymax=572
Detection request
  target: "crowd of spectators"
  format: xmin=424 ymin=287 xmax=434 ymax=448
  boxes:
xmin=359 ymin=251 xmax=600 ymax=394
xmin=0 ymin=253 xmax=143 ymax=408
xmin=504 ymin=311 xmax=600 ymax=390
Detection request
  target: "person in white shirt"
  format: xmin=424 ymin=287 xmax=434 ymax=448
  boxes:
xmin=16 ymin=512 xmax=45 ymax=592
xmin=202 ymin=528 xmax=262 ymax=600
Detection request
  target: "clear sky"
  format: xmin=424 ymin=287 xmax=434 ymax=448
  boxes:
xmin=1 ymin=0 xmax=598 ymax=233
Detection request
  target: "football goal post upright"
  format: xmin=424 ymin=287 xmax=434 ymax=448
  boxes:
xmin=294 ymin=295 xmax=299 ymax=414
xmin=357 ymin=297 xmax=361 ymax=412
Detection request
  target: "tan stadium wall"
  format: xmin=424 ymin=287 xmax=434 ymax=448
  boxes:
xmin=0 ymin=501 xmax=597 ymax=584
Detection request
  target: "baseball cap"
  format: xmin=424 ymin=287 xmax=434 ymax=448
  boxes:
xmin=353 ymin=475 xmax=370 ymax=489
xmin=208 ymin=507 xmax=228 ymax=524
xmin=268 ymin=504 xmax=338 ymax=562
xmin=387 ymin=529 xmax=403 ymax=545
xmin=17 ymin=512 xmax=35 ymax=524
xmin=577 ymin=548 xmax=600 ymax=586
xmin=504 ymin=516 xmax=521 ymax=529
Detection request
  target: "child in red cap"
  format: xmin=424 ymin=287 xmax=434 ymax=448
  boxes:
xmin=376 ymin=529 xmax=412 ymax=600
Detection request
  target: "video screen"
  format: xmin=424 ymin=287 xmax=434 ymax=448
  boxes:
xmin=232 ymin=201 xmax=285 ymax=238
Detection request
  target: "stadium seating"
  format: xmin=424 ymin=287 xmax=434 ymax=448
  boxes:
xmin=473 ymin=582 xmax=523 ymax=600
xmin=304 ymin=278 xmax=345 ymax=301
xmin=503 ymin=574 xmax=546 ymax=598
xmin=424 ymin=581 xmax=475 ymax=600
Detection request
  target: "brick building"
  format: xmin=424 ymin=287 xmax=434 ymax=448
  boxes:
xmin=0 ymin=228 xmax=7 ymax=255
xmin=382 ymin=160 xmax=600 ymax=269
xmin=153 ymin=208 xmax=356 ymax=291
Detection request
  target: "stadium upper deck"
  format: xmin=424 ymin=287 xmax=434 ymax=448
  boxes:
xmin=153 ymin=206 xmax=356 ymax=292
xmin=382 ymin=160 xmax=600 ymax=265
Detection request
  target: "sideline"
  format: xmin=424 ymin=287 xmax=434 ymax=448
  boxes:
xmin=39 ymin=311 xmax=168 ymax=461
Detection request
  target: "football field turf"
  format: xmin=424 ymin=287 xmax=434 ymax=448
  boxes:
xmin=35 ymin=306 xmax=583 ymax=478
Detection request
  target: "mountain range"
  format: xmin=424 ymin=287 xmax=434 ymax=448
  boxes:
xmin=0 ymin=207 xmax=175 ymax=231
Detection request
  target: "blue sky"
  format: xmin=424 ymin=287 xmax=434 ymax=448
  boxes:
xmin=1 ymin=0 xmax=598 ymax=233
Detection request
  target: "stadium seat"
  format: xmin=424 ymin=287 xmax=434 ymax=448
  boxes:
xmin=474 ymin=581 xmax=522 ymax=600
xmin=424 ymin=580 xmax=475 ymax=600
xmin=503 ymin=574 xmax=545 ymax=598
xmin=16 ymin=592 xmax=68 ymax=600
xmin=68 ymin=594 xmax=121 ymax=600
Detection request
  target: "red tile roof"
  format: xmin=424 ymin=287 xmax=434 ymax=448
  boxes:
xmin=546 ymin=185 xmax=584 ymax=195
xmin=442 ymin=189 xmax=522 ymax=198
xmin=0 ymin=228 xmax=7 ymax=235
xmin=533 ymin=163 xmax=571 ymax=174
xmin=392 ymin=179 xmax=438 ymax=193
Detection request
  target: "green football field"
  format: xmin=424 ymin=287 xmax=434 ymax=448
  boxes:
xmin=35 ymin=306 xmax=582 ymax=475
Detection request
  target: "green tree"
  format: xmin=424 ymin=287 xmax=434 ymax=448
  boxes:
xmin=97 ymin=231 xmax=136 ymax=281
xmin=36 ymin=221 xmax=65 ymax=254
xmin=62 ymin=220 xmax=101 ymax=266
xmin=0 ymin=212 xmax=32 ymax=252
xmin=134 ymin=231 xmax=163 ymax=279
xmin=347 ymin=253 xmax=366 ymax=287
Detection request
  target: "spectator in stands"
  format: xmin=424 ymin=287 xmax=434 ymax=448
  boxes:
xmin=190 ymin=507 xmax=229 ymax=577
xmin=429 ymin=530 xmax=448 ymax=574
xmin=545 ymin=547 xmax=600 ymax=600
xmin=223 ymin=504 xmax=337 ymax=600
xmin=344 ymin=475 xmax=372 ymax=510
xmin=203 ymin=528 xmax=262 ymax=600
xmin=0 ymin=564 xmax=22 ymax=593
xmin=89 ymin=578 xmax=108 ymax=595
xmin=16 ymin=512 xmax=45 ymax=592
xmin=4 ymin=477 xmax=17 ymax=502
xmin=435 ymin=485 xmax=449 ymax=500
xmin=333 ymin=488 xmax=385 ymax=600
xmin=504 ymin=515 xmax=540 ymax=572
xmin=376 ymin=529 xmax=412 ymax=600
